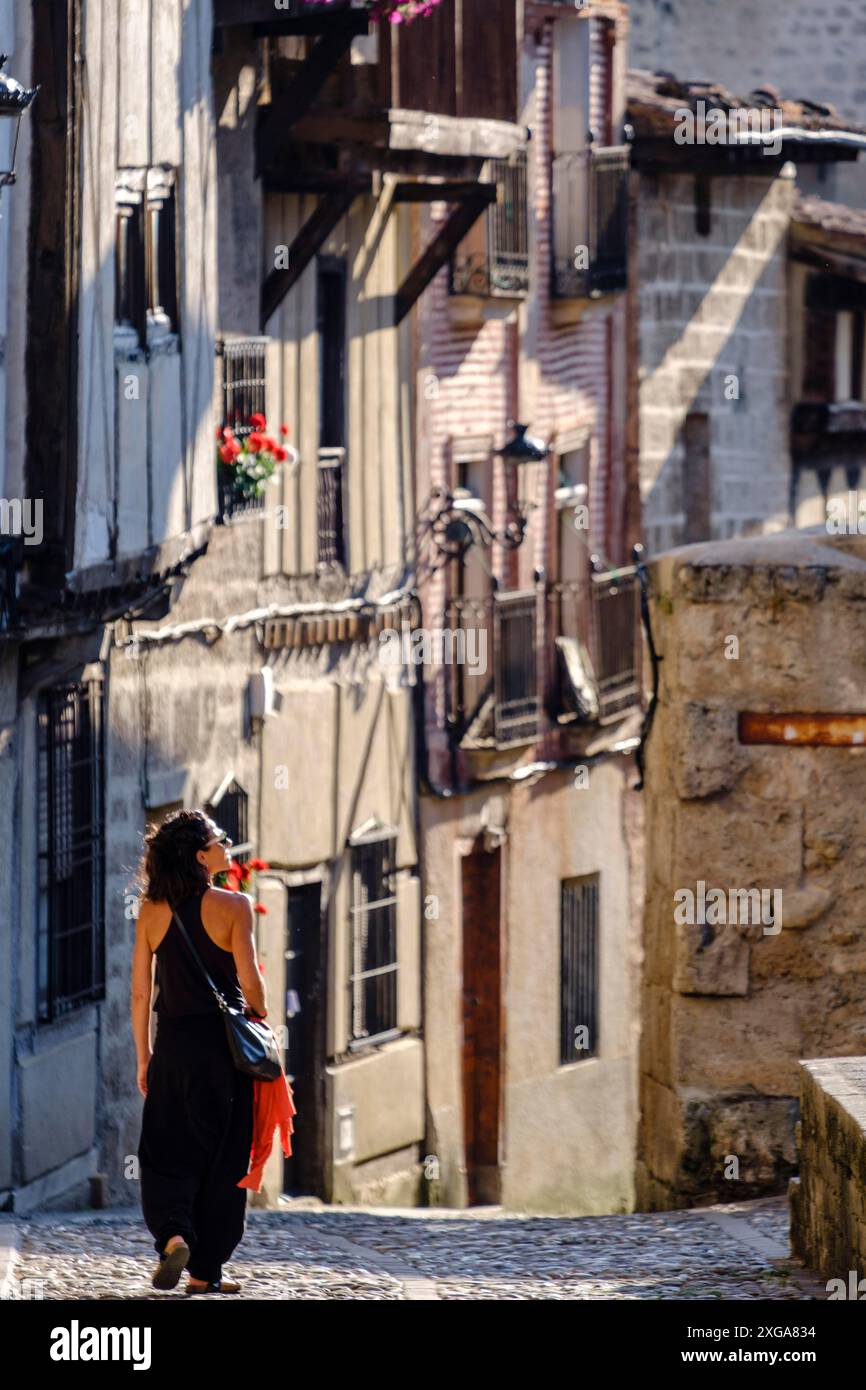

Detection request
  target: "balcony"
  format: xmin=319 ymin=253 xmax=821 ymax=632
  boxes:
xmin=317 ymin=447 xmax=347 ymax=569
xmin=450 ymin=154 xmax=529 ymax=302
xmin=443 ymin=589 xmax=540 ymax=750
xmin=216 ymin=336 xmax=270 ymax=522
xmin=551 ymin=143 xmax=629 ymax=305
xmin=548 ymin=565 xmax=642 ymax=725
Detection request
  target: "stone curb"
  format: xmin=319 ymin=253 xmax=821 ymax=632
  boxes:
xmin=692 ymin=1203 xmax=826 ymax=1299
xmin=0 ymin=1221 xmax=20 ymax=1300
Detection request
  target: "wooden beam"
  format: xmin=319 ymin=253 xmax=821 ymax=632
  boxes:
xmin=260 ymin=184 xmax=366 ymax=330
xmin=394 ymin=187 xmax=496 ymax=325
xmin=255 ymin=21 xmax=367 ymax=165
xmin=261 ymin=139 xmax=485 ymax=191
xmin=393 ymin=180 xmax=493 ymax=203
xmin=285 ymin=111 xmax=391 ymax=148
xmin=214 ymin=0 xmax=367 ymax=35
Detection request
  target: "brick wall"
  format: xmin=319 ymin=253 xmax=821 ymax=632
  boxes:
xmin=416 ymin=6 xmax=630 ymax=772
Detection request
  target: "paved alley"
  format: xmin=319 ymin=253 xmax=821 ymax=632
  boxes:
xmin=1 ymin=1196 xmax=823 ymax=1301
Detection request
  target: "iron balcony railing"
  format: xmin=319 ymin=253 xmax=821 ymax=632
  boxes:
xmin=494 ymin=591 xmax=539 ymax=744
xmin=451 ymin=154 xmax=530 ymax=298
xmin=443 ymin=589 xmax=540 ymax=748
xmin=552 ymin=143 xmax=629 ymax=300
xmin=217 ymin=335 xmax=270 ymax=521
xmin=317 ymin=447 xmax=347 ymax=568
xmin=547 ymin=564 xmax=642 ymax=723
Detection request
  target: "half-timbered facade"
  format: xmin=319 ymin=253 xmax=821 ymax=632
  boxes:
xmin=1 ymin=0 xmax=220 ymax=1212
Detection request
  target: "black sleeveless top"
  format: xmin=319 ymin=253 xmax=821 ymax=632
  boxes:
xmin=153 ymin=890 xmax=247 ymax=1018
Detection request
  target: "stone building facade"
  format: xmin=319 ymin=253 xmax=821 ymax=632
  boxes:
xmin=638 ymin=529 xmax=866 ymax=1209
xmin=627 ymin=71 xmax=865 ymax=556
xmin=627 ymin=0 xmax=866 ymax=208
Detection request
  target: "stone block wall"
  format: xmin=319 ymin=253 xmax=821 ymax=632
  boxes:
xmin=791 ymin=1058 xmax=866 ymax=1287
xmin=627 ymin=0 xmax=866 ymax=208
xmin=639 ymin=528 xmax=866 ymax=1209
xmin=637 ymin=169 xmax=794 ymax=556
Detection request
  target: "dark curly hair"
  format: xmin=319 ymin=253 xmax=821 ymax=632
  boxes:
xmin=140 ymin=809 xmax=215 ymax=904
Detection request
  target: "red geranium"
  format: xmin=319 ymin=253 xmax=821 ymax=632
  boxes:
xmin=248 ymin=412 xmax=267 ymax=431
xmin=275 ymin=446 xmax=288 ymax=463
xmin=247 ymin=432 xmax=265 ymax=452
xmin=280 ymin=424 xmax=290 ymax=437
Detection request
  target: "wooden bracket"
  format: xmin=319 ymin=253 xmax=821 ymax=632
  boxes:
xmin=394 ymin=183 xmax=496 ymax=325
xmin=260 ymin=182 xmax=368 ymax=329
xmin=256 ymin=15 xmax=369 ymax=169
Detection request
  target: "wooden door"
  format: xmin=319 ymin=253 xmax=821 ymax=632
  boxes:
xmin=282 ymin=881 xmax=324 ymax=1196
xmin=461 ymin=845 xmax=502 ymax=1205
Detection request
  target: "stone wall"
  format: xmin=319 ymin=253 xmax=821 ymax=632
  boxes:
xmin=627 ymin=0 xmax=866 ymax=208
xmin=637 ymin=169 xmax=793 ymax=556
xmin=791 ymin=1058 xmax=866 ymax=1288
xmin=639 ymin=528 xmax=866 ymax=1209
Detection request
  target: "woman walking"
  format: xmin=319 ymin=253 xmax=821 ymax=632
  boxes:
xmin=131 ymin=810 xmax=268 ymax=1295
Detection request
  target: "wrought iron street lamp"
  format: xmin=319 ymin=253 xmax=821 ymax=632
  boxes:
xmin=0 ymin=55 xmax=38 ymax=190
xmin=414 ymin=421 xmax=549 ymax=580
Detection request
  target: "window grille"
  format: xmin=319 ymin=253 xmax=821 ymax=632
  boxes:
xmin=560 ymin=875 xmax=599 ymax=1064
xmin=217 ymin=337 xmax=269 ymax=519
xmin=317 ymin=447 xmax=347 ymax=568
xmin=493 ymin=592 xmax=540 ymax=745
xmin=451 ymin=153 xmax=529 ymax=297
xmin=552 ymin=144 xmax=629 ymax=299
xmin=349 ymin=835 xmax=398 ymax=1046
xmin=205 ymin=779 xmax=251 ymax=858
xmin=37 ymin=680 xmax=106 ymax=1022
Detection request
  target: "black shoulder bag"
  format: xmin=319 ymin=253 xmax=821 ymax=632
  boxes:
xmin=169 ymin=906 xmax=282 ymax=1081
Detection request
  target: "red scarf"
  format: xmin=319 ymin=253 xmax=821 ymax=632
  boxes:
xmin=237 ymin=1069 xmax=297 ymax=1193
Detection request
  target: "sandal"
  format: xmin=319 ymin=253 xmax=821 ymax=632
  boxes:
xmin=186 ymin=1278 xmax=241 ymax=1295
xmin=152 ymin=1239 xmax=191 ymax=1290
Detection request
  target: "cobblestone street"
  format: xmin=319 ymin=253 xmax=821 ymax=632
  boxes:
xmin=2 ymin=1196 xmax=825 ymax=1301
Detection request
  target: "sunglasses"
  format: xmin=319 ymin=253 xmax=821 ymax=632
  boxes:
xmin=204 ymin=829 xmax=232 ymax=849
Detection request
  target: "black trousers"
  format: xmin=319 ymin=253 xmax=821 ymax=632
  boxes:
xmin=138 ymin=1012 xmax=254 ymax=1284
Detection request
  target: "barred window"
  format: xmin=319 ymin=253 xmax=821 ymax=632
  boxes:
xmin=205 ymin=779 xmax=251 ymax=858
xmin=217 ymin=336 xmax=269 ymax=521
xmin=560 ymin=875 xmax=599 ymax=1064
xmin=349 ymin=835 xmax=398 ymax=1046
xmin=37 ymin=680 xmax=106 ymax=1022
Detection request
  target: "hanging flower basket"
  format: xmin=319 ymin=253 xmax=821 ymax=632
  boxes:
xmin=216 ymin=414 xmax=295 ymax=502
xmin=306 ymin=0 xmax=443 ymax=23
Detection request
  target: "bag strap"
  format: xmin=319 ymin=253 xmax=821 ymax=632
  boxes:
xmin=169 ymin=903 xmax=233 ymax=1013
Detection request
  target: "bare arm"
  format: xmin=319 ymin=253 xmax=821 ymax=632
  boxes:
xmin=131 ymin=908 xmax=154 ymax=1089
xmin=231 ymin=894 xmax=268 ymax=1019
